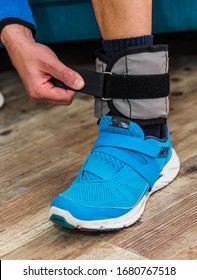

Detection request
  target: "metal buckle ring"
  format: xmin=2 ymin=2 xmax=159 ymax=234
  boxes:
xmin=103 ymin=71 xmax=113 ymax=75
xmin=102 ymin=72 xmax=112 ymax=100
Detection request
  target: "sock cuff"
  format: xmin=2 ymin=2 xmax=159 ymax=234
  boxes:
xmin=102 ymin=35 xmax=153 ymax=58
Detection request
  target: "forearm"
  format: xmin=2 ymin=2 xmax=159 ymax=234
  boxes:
xmin=1 ymin=24 xmax=34 ymax=47
xmin=1 ymin=24 xmax=35 ymax=74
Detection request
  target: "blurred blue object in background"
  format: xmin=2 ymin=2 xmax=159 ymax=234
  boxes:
xmin=29 ymin=0 xmax=197 ymax=43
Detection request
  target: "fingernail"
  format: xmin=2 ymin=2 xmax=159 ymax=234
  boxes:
xmin=74 ymin=79 xmax=84 ymax=90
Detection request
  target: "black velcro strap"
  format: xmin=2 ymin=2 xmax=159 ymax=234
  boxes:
xmin=104 ymin=73 xmax=169 ymax=99
xmin=50 ymin=67 xmax=169 ymax=99
xmin=50 ymin=68 xmax=105 ymax=98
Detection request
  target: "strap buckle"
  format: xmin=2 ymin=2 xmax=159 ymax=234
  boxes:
xmin=102 ymin=72 xmax=112 ymax=101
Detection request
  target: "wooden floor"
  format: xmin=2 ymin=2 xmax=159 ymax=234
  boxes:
xmin=0 ymin=35 xmax=197 ymax=260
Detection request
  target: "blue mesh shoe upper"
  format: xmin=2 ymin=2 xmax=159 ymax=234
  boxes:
xmin=51 ymin=116 xmax=172 ymax=221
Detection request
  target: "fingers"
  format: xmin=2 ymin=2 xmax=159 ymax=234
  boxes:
xmin=11 ymin=40 xmax=85 ymax=104
xmin=37 ymin=99 xmax=73 ymax=106
xmin=30 ymin=80 xmax=76 ymax=105
xmin=46 ymin=60 xmax=85 ymax=91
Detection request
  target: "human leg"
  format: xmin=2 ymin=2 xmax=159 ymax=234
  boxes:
xmin=93 ymin=0 xmax=162 ymax=138
xmin=49 ymin=0 xmax=180 ymax=231
xmin=91 ymin=0 xmax=152 ymax=40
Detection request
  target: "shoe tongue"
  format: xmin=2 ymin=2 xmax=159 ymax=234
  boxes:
xmin=82 ymin=116 xmax=144 ymax=182
xmin=99 ymin=116 xmax=144 ymax=138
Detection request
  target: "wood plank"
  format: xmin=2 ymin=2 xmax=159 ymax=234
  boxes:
xmin=0 ymin=103 xmax=97 ymax=257
xmin=76 ymin=242 xmax=147 ymax=260
xmin=1 ymin=226 xmax=101 ymax=260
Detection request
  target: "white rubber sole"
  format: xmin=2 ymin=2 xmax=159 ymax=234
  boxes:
xmin=49 ymin=149 xmax=180 ymax=231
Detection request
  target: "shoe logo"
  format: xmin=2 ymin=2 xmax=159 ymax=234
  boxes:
xmin=159 ymin=147 xmax=169 ymax=158
xmin=110 ymin=116 xmax=130 ymax=129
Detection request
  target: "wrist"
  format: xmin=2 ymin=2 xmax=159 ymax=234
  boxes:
xmin=1 ymin=24 xmax=35 ymax=47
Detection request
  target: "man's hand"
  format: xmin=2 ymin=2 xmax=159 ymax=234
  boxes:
xmin=1 ymin=24 xmax=85 ymax=105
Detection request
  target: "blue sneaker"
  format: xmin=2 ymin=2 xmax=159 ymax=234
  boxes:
xmin=49 ymin=116 xmax=180 ymax=231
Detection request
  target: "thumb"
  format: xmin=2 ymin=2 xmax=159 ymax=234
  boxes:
xmin=49 ymin=61 xmax=85 ymax=90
